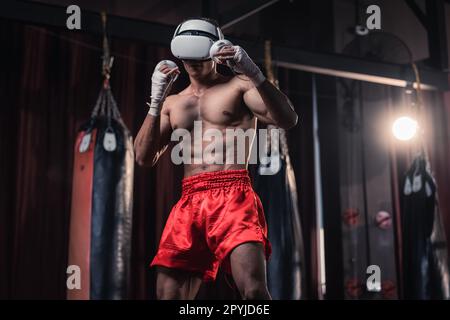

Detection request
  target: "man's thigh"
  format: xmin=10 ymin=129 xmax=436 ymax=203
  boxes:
xmin=156 ymin=266 xmax=203 ymax=300
xmin=229 ymin=242 xmax=268 ymax=288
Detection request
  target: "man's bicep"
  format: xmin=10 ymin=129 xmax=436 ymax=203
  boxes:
xmin=243 ymin=87 xmax=274 ymax=125
xmin=158 ymin=105 xmax=173 ymax=150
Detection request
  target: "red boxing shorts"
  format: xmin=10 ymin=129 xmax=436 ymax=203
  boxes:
xmin=150 ymin=169 xmax=271 ymax=281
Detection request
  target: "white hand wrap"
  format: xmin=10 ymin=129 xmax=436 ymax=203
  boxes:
xmin=210 ymin=40 xmax=234 ymax=63
xmin=148 ymin=60 xmax=178 ymax=116
xmin=231 ymin=46 xmax=266 ymax=86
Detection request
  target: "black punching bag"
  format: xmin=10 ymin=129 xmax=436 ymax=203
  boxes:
xmin=401 ymin=154 xmax=450 ymax=299
xmin=68 ymin=86 xmax=134 ymax=300
xmin=253 ymin=127 xmax=306 ymax=300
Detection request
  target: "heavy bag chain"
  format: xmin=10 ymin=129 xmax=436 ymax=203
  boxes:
xmin=80 ymin=12 xmax=123 ymax=153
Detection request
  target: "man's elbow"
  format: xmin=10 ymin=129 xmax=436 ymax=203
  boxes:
xmin=135 ymin=153 xmax=148 ymax=167
xmin=135 ymin=155 xmax=156 ymax=167
xmin=135 ymin=157 xmax=148 ymax=167
xmin=279 ymin=113 xmax=298 ymax=130
xmin=134 ymin=142 xmax=144 ymax=166
xmin=279 ymin=99 xmax=298 ymax=129
xmin=134 ymin=146 xmax=155 ymax=167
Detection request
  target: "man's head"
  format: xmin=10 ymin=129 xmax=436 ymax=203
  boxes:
xmin=171 ymin=17 xmax=223 ymax=79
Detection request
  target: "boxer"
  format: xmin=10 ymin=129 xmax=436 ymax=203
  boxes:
xmin=135 ymin=17 xmax=298 ymax=300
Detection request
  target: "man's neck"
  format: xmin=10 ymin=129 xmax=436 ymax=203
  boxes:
xmin=188 ymin=71 xmax=220 ymax=95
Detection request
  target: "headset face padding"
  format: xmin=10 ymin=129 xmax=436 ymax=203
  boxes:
xmin=170 ymin=19 xmax=224 ymax=60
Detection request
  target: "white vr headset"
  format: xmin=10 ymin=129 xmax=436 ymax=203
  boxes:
xmin=171 ymin=19 xmax=225 ymax=60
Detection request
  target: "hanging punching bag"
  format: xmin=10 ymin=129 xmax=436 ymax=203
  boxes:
xmin=253 ymin=127 xmax=306 ymax=300
xmin=252 ymin=41 xmax=305 ymax=300
xmin=68 ymin=86 xmax=134 ymax=300
xmin=401 ymin=154 xmax=450 ymax=299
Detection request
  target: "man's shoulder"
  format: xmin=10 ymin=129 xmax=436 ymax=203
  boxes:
xmin=161 ymin=94 xmax=180 ymax=112
xmin=222 ymin=74 xmax=249 ymax=83
xmin=164 ymin=90 xmax=191 ymax=108
xmin=215 ymin=74 xmax=252 ymax=92
xmin=166 ymin=88 xmax=188 ymax=100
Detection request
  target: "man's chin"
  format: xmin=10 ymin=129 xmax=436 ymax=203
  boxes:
xmin=188 ymin=71 xmax=207 ymax=79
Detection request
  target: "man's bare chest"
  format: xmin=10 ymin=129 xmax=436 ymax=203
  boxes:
xmin=169 ymin=84 xmax=253 ymax=131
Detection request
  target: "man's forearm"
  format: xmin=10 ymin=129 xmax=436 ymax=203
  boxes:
xmin=256 ymin=80 xmax=298 ymax=129
xmin=135 ymin=60 xmax=179 ymax=166
xmin=134 ymin=115 xmax=162 ymax=166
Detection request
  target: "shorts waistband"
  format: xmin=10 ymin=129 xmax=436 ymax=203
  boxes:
xmin=182 ymin=169 xmax=251 ymax=196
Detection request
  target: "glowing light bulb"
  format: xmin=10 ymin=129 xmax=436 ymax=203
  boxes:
xmin=392 ymin=116 xmax=418 ymax=141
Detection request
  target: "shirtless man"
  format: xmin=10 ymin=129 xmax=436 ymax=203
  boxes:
xmin=134 ymin=18 xmax=298 ymax=300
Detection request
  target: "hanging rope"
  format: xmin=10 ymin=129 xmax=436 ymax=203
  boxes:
xmin=264 ymin=40 xmax=277 ymax=87
xmin=410 ymin=62 xmax=430 ymax=166
xmin=88 ymin=12 xmax=125 ymax=129
xmin=101 ymin=11 xmax=114 ymax=89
